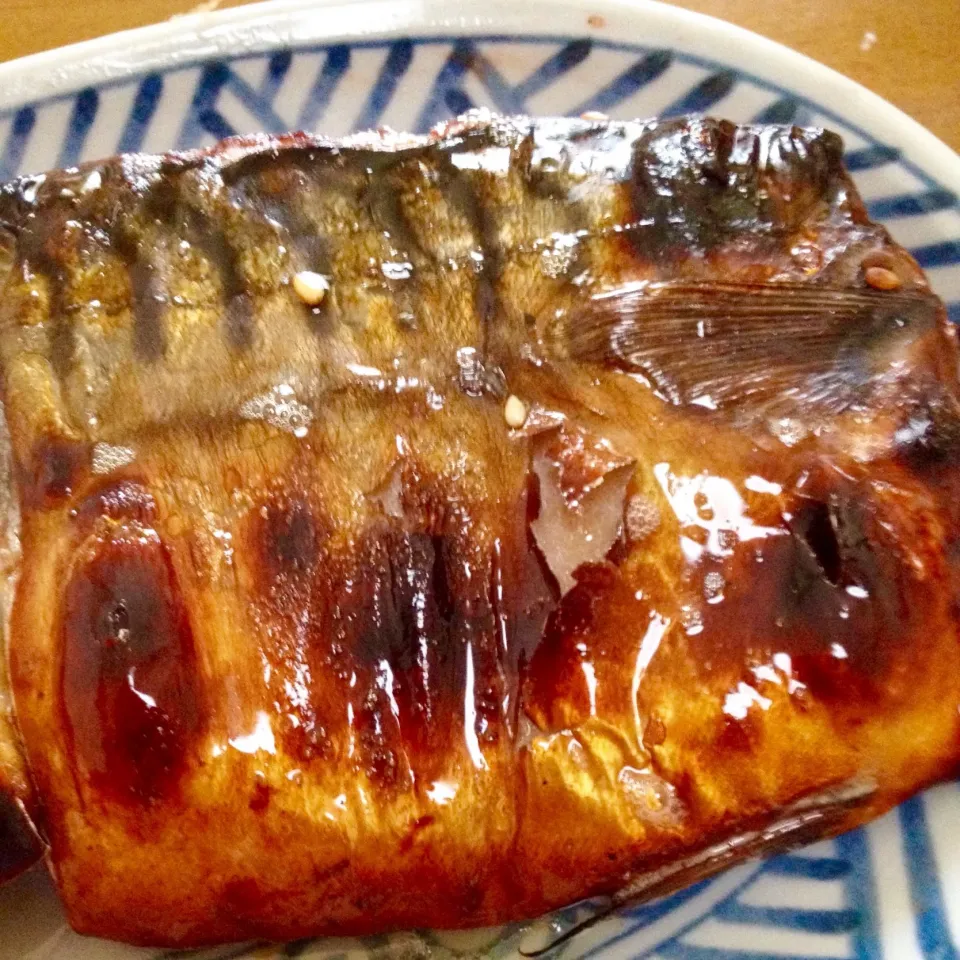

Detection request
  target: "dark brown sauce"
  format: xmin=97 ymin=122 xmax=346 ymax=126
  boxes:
xmin=245 ymin=455 xmax=556 ymax=783
xmin=60 ymin=522 xmax=200 ymax=804
xmin=522 ymin=563 xmax=620 ymax=733
xmin=625 ymin=119 xmax=844 ymax=267
xmin=258 ymin=496 xmax=323 ymax=585
xmin=22 ymin=437 xmax=88 ymax=509
xmin=680 ymin=469 xmax=940 ymax=707
xmin=249 ymin=777 xmax=272 ymax=813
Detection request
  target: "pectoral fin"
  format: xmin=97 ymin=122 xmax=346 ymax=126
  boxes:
xmin=550 ymin=281 xmax=941 ymax=418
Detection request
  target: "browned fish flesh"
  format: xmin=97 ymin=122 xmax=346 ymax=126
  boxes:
xmin=0 ymin=112 xmax=958 ymax=947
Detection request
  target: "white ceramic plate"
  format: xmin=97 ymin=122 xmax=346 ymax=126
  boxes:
xmin=0 ymin=2 xmax=958 ymax=958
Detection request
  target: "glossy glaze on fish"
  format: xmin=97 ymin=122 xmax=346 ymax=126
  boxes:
xmin=0 ymin=113 xmax=958 ymax=947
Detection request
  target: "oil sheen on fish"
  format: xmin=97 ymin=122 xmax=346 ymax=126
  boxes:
xmin=0 ymin=112 xmax=958 ymax=947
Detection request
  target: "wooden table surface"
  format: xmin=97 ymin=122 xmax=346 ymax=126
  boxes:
xmin=0 ymin=0 xmax=956 ymax=151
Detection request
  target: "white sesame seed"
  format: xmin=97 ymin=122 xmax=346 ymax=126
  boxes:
xmin=292 ymin=271 xmax=330 ymax=306
xmin=864 ymin=266 xmax=902 ymax=291
xmin=580 ymin=111 xmax=609 ymax=122
xmin=504 ymin=395 xmax=528 ymax=429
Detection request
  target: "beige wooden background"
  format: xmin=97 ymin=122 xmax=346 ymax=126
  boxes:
xmin=0 ymin=0 xmax=956 ymax=151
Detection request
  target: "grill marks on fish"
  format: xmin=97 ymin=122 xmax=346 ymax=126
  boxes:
xmin=13 ymin=209 xmax=78 ymax=378
xmin=0 ymin=120 xmax=614 ymax=441
xmin=138 ymin=169 xmax=259 ymax=354
xmin=59 ymin=478 xmax=201 ymax=805
xmin=435 ymin=149 xmax=504 ymax=358
xmin=111 ymin=224 xmax=167 ymax=363
xmin=244 ymin=431 xmax=551 ymax=785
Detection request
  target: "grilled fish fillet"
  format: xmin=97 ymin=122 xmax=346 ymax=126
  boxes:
xmin=0 ymin=112 xmax=957 ymax=947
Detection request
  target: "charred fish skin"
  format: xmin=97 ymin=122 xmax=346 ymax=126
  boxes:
xmin=0 ymin=113 xmax=957 ymax=946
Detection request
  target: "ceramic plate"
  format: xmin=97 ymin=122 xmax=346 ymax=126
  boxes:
xmin=0 ymin=1 xmax=957 ymax=957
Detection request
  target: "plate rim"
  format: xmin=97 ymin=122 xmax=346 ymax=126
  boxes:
xmin=0 ymin=0 xmax=956 ymax=188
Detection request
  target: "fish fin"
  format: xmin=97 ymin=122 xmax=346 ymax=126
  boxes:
xmin=520 ymin=777 xmax=876 ymax=958
xmin=550 ymin=282 xmax=941 ymax=417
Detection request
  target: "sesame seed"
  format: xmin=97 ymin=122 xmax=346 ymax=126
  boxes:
xmin=504 ymin=395 xmax=528 ymax=428
xmin=580 ymin=111 xmax=609 ymax=122
xmin=865 ymin=266 xmax=902 ymax=291
xmin=292 ymin=270 xmax=330 ymax=306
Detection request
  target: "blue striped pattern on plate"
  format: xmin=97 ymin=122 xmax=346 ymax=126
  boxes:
xmin=0 ymin=34 xmax=956 ymax=960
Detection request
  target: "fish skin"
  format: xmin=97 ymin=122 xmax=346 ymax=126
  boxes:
xmin=0 ymin=112 xmax=957 ymax=946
